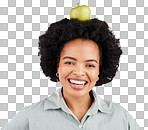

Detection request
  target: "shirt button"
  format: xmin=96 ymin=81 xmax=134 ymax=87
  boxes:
xmin=79 ymin=124 xmax=83 ymax=128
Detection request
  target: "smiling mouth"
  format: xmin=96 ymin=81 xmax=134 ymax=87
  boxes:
xmin=67 ymin=79 xmax=88 ymax=90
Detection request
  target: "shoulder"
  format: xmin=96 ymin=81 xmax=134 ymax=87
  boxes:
xmin=1 ymin=99 xmax=46 ymax=130
xmin=100 ymin=98 xmax=141 ymax=130
xmin=104 ymin=99 xmax=125 ymax=113
xmin=102 ymin=98 xmax=129 ymax=119
xmin=15 ymin=98 xmax=46 ymax=117
xmin=96 ymin=95 xmax=124 ymax=114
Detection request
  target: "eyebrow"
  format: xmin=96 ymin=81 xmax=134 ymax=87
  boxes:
xmin=63 ymin=56 xmax=98 ymax=64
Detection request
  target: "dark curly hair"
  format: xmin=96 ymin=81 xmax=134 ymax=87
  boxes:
xmin=38 ymin=18 xmax=122 ymax=86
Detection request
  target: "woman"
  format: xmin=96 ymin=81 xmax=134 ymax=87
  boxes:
xmin=1 ymin=18 xmax=140 ymax=130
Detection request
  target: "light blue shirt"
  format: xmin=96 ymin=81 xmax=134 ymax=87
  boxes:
xmin=1 ymin=87 xmax=141 ymax=130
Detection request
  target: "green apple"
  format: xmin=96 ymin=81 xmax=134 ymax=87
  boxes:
xmin=69 ymin=5 xmax=91 ymax=21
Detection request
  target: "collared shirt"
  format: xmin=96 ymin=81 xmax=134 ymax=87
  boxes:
xmin=1 ymin=87 xmax=141 ymax=130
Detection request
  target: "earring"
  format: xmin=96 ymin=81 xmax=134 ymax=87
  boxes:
xmin=56 ymin=72 xmax=59 ymax=77
xmin=97 ymin=75 xmax=99 ymax=81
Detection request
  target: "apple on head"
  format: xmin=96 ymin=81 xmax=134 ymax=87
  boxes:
xmin=69 ymin=4 xmax=91 ymax=21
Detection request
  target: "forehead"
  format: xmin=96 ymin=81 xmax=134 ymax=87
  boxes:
xmin=61 ymin=38 xmax=100 ymax=56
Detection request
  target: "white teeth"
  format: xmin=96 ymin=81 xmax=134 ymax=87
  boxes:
xmin=69 ymin=79 xmax=86 ymax=85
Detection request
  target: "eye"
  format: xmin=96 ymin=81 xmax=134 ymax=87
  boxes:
xmin=65 ymin=62 xmax=95 ymax=68
xmin=65 ymin=62 xmax=73 ymax=65
xmin=87 ymin=64 xmax=95 ymax=68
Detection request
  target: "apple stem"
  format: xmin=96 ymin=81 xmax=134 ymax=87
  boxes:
xmin=77 ymin=3 xmax=79 ymax=6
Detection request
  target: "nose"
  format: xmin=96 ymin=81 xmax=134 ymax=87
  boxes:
xmin=73 ymin=64 xmax=85 ymax=76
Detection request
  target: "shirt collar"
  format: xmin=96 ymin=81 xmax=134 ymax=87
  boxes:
xmin=44 ymin=87 xmax=112 ymax=114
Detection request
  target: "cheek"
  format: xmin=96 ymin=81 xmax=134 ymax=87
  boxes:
xmin=87 ymin=71 xmax=99 ymax=81
xmin=59 ymin=66 xmax=71 ymax=77
xmin=59 ymin=64 xmax=99 ymax=80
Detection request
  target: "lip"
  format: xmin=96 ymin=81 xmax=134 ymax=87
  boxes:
xmin=67 ymin=79 xmax=88 ymax=90
xmin=68 ymin=78 xmax=88 ymax=82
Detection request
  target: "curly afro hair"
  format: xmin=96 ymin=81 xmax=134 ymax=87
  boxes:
xmin=38 ymin=18 xmax=122 ymax=86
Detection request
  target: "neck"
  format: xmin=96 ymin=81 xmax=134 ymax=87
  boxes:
xmin=62 ymin=88 xmax=94 ymax=113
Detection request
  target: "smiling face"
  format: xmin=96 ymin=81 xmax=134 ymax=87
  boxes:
xmin=57 ymin=38 xmax=100 ymax=98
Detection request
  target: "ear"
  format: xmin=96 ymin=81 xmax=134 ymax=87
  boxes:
xmin=57 ymin=63 xmax=59 ymax=72
xmin=98 ymin=67 xmax=100 ymax=76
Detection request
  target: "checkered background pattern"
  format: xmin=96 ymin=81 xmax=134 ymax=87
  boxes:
xmin=0 ymin=0 xmax=148 ymax=129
